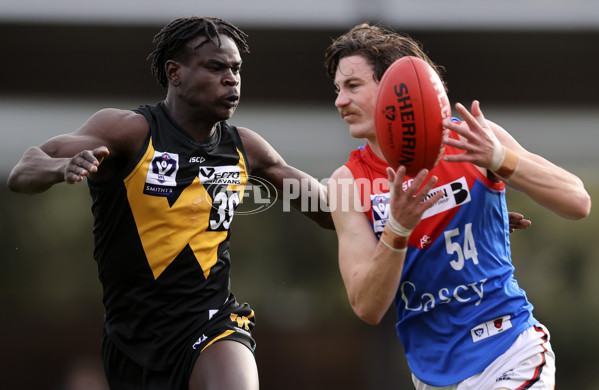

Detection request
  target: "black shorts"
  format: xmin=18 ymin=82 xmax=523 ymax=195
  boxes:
xmin=101 ymin=299 xmax=256 ymax=390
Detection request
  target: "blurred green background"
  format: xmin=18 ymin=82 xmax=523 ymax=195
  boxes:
xmin=2 ymin=178 xmax=598 ymax=389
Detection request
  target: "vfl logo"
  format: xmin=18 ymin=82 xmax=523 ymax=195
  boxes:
xmin=384 ymin=105 xmax=396 ymax=121
xmin=370 ymin=193 xmax=391 ymax=236
xmin=471 ymin=315 xmax=512 ymax=343
xmin=151 ymin=153 xmax=177 ymax=183
xmin=144 ymin=151 xmax=179 ymax=197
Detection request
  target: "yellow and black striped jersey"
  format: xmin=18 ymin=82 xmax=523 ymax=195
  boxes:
xmin=88 ymin=102 xmax=249 ymax=369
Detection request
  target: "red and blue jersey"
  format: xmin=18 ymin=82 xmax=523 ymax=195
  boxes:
xmin=344 ymin=134 xmax=536 ymax=386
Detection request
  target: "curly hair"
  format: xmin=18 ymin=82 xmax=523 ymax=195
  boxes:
xmin=147 ymin=16 xmax=250 ymax=88
xmin=324 ymin=23 xmax=445 ymax=90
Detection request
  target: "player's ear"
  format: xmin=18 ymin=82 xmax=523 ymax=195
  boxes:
xmin=165 ymin=60 xmax=182 ymax=87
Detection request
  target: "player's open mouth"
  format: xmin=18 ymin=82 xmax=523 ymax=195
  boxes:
xmin=222 ymin=95 xmax=239 ymax=108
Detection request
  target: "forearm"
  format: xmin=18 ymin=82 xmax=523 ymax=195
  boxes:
xmin=345 ymin=242 xmax=406 ymax=325
xmin=7 ymin=147 xmax=67 ymax=194
xmin=500 ymin=151 xmax=591 ymax=219
xmin=443 ymin=105 xmax=591 ymax=220
xmin=269 ymin=165 xmax=334 ymax=229
xmin=289 ymin=176 xmax=334 ymax=229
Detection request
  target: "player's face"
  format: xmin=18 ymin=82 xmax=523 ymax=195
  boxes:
xmin=334 ymin=55 xmax=379 ymax=140
xmin=174 ymin=34 xmax=242 ymax=121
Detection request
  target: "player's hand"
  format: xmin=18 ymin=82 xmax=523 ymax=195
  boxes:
xmin=508 ymin=211 xmax=531 ymax=233
xmin=441 ymin=100 xmax=505 ymax=171
xmin=64 ymin=146 xmax=109 ymax=184
xmin=387 ymin=166 xmax=443 ymax=231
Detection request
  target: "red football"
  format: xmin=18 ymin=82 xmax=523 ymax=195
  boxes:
xmin=375 ymin=56 xmax=451 ymax=177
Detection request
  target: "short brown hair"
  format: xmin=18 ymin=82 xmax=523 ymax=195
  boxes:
xmin=324 ymin=23 xmax=445 ymax=89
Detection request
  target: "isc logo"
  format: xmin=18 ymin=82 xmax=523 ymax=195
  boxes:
xmin=189 ymin=156 xmax=206 ymax=163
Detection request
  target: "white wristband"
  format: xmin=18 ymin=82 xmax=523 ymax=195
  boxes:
xmin=380 ymin=237 xmax=408 ymax=253
xmin=386 ymin=214 xmax=413 ymax=237
xmin=488 ymin=144 xmax=505 ymax=172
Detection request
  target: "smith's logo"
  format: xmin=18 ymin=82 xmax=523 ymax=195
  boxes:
xmin=143 ymin=151 xmax=180 ymax=197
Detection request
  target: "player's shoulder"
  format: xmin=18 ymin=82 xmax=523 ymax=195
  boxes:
xmin=330 ymin=164 xmax=354 ymax=181
xmin=85 ymin=108 xmax=148 ymax=134
xmin=80 ymin=108 xmax=149 ymax=158
xmin=235 ymin=126 xmax=262 ymax=144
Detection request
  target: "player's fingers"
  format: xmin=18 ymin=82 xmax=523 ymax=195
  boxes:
xmin=471 ymin=100 xmax=483 ymax=118
xmin=414 ymin=177 xmax=441 ymax=208
xmin=405 ymin=168 xmax=429 ymax=196
xmin=514 ymin=219 xmax=532 ymax=229
xmin=390 ymin=165 xmax=408 ymax=197
xmin=470 ymin=100 xmax=487 ymax=126
xmin=75 ymin=152 xmax=100 ymax=172
xmin=417 ymin=175 xmax=438 ymax=196
xmin=386 ymin=166 xmax=397 ymax=184
xmin=441 ymin=132 xmax=473 ymax=152
xmin=455 ymin=102 xmax=484 ymax=132
xmin=93 ymin=146 xmax=110 ymax=164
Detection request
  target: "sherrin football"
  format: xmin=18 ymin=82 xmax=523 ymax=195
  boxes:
xmin=374 ymin=56 xmax=451 ymax=177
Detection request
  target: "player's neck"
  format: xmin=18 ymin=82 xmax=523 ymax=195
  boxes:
xmin=367 ymin=139 xmax=386 ymax=162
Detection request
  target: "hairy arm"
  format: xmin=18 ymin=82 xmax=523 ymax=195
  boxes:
xmin=237 ymin=126 xmax=334 ymax=229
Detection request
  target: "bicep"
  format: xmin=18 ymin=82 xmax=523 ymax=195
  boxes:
xmin=40 ymin=133 xmax=108 ymax=158
xmin=238 ymin=127 xmax=284 ymax=176
xmin=40 ymin=108 xmax=147 ymax=159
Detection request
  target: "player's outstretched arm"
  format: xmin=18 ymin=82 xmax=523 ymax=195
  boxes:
xmin=8 ymin=108 xmax=147 ymax=194
xmin=237 ymin=126 xmax=334 ymax=229
xmin=8 ymin=144 xmax=108 ymax=194
xmin=442 ymin=101 xmax=591 ymax=220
